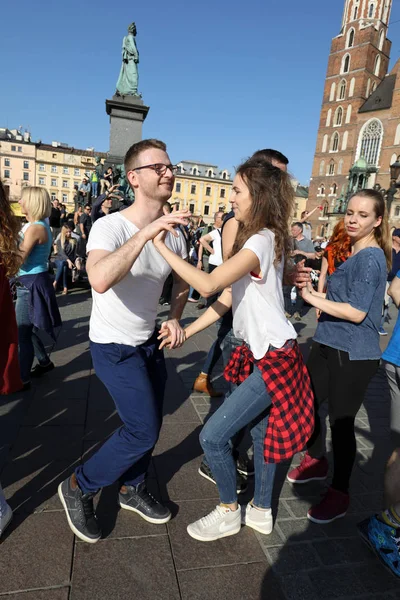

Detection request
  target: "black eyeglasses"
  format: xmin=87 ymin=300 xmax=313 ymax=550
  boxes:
xmin=133 ymin=163 xmax=178 ymax=176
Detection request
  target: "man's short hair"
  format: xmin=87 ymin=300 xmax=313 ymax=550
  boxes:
xmin=251 ymin=149 xmax=289 ymax=166
xmin=124 ymin=139 xmax=167 ymax=175
xmin=84 ymin=204 xmax=91 ymax=210
xmin=214 ymin=210 xmax=224 ymax=220
xmin=292 ymin=222 xmax=303 ymax=231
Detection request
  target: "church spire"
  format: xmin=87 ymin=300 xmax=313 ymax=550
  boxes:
xmin=342 ymin=0 xmax=392 ymax=29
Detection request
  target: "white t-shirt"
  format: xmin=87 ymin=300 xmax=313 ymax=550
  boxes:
xmin=232 ymin=229 xmax=297 ymax=359
xmin=208 ymin=228 xmax=223 ymax=266
xmin=87 ymin=211 xmax=187 ymax=346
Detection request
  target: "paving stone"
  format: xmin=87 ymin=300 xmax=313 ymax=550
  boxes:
xmin=72 ymin=537 xmax=180 ymax=600
xmin=266 ymin=543 xmax=320 ymax=573
xmin=167 ymin=499 xmax=266 ymax=570
xmin=2 ymin=459 xmax=76 ymax=514
xmin=6 ymin=589 xmax=70 ymax=599
xmin=0 ymin=512 xmax=73 ymax=594
xmin=254 ymin=525 xmax=286 ymax=549
xmin=352 ymin=563 xmax=400 ymax=594
xmin=309 ymin=566 xmax=365 ymax=598
xmin=178 ymin=562 xmax=285 ymax=600
xmin=10 ymin=426 xmax=84 ymax=461
xmin=277 ymin=518 xmax=327 ymax=542
xmin=153 ymin=422 xmax=203 ymax=457
xmin=312 ymin=537 xmax=372 ymax=566
xmin=23 ymin=396 xmax=87 ymax=427
xmin=284 ymin=496 xmax=319 ymax=518
xmin=153 ymin=454 xmax=220 ymax=502
xmin=279 ymin=572 xmax=320 ymax=600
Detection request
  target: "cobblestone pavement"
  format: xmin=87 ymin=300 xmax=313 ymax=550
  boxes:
xmin=0 ymin=284 xmax=398 ymax=599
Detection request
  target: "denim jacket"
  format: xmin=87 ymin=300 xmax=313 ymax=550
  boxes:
xmin=314 ymin=247 xmax=387 ymax=360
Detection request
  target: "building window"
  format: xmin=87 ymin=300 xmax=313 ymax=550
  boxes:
xmin=23 ymin=172 xmax=29 ymax=181
xmin=23 ymin=160 xmax=29 ymax=169
xmin=51 ymin=192 xmax=56 ymax=201
xmin=205 ymin=186 xmax=211 ymax=196
xmin=51 ymin=165 xmax=57 ymax=173
xmin=177 ymin=165 xmax=183 ymax=174
xmin=192 ymin=168 xmax=198 ymax=176
xmin=18 ymin=147 xmax=22 ymax=152
xmin=74 ymin=181 xmax=79 ymax=188
xmin=62 ymin=193 xmax=68 ymax=203
xmin=52 ymin=153 xmax=57 ymax=159
xmin=220 ymin=189 xmax=226 ymax=198
xmin=4 ymin=158 xmax=10 ymax=167
xmin=204 ymin=205 xmax=210 ymax=216
xmin=374 ymin=55 xmax=381 ymax=77
xmin=4 ymin=170 xmax=10 ymax=178
xmin=63 ymin=167 xmax=69 ymax=174
xmin=207 ymin=169 xmax=213 ymax=177
xmin=331 ymin=132 xmax=340 ymax=152
xmin=39 ymin=177 xmax=45 ymax=185
xmin=74 ymin=168 xmax=80 ymax=176
xmin=332 ymin=183 xmax=338 ymax=195
xmin=175 ymin=182 xmax=181 ymax=192
xmin=11 ymin=145 xmax=16 ymax=152
xmin=39 ymin=163 xmax=45 ymax=171
xmin=369 ymin=2 xmax=375 ymax=18
xmin=189 ymin=203 xmax=195 ymax=213
xmin=347 ymin=28 xmax=355 ymax=48
xmin=190 ymin=184 xmax=196 ymax=194
xmin=51 ymin=178 xmax=57 ymax=187
xmin=358 ymin=119 xmax=383 ymax=166
xmin=353 ymin=3 xmax=358 ymax=19
xmin=342 ymin=54 xmax=350 ymax=74
xmin=319 ymin=160 xmax=325 ymax=176
xmin=379 ymin=29 xmax=385 ymax=51
xmin=318 ymin=184 xmax=325 ymax=196
xmin=335 ymin=107 xmax=343 ymax=126
xmin=62 ymin=180 xmax=68 ymax=188
xmin=328 ymin=161 xmax=335 ymax=175
xmin=396 ymin=206 xmax=400 ymax=218
xmin=339 ymin=80 xmax=346 ymax=100
xmin=222 ymin=172 xmax=227 ymax=180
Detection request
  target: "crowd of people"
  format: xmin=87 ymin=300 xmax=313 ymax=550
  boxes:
xmin=0 ymin=139 xmax=399 ymax=580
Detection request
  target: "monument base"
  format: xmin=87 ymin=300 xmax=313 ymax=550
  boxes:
xmin=105 ymin=94 xmax=150 ymax=166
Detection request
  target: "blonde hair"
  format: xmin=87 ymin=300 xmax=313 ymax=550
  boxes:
xmin=21 ymin=187 xmax=52 ymax=221
xmin=60 ymin=224 xmax=76 ymax=248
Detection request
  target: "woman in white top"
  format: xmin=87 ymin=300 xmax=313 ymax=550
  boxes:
xmin=152 ymin=159 xmax=298 ymax=542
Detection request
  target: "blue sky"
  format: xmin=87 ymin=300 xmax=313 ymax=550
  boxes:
xmin=2 ymin=0 xmax=400 ymax=183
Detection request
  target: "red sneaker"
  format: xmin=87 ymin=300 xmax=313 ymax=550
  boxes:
xmin=307 ymin=487 xmax=350 ymax=524
xmin=286 ymin=453 xmax=328 ymax=484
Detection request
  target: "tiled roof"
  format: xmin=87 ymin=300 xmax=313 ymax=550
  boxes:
xmin=359 ymin=74 xmax=396 ymax=113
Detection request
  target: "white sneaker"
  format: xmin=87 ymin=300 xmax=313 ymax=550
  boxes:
xmin=0 ymin=503 xmax=13 ymax=538
xmin=187 ymin=505 xmax=241 ymax=542
xmin=241 ymin=503 xmax=273 ymax=535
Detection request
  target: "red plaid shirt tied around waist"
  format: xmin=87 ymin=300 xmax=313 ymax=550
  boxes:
xmin=224 ymin=340 xmax=314 ymax=463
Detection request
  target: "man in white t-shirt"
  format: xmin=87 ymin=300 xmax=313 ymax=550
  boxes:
xmin=58 ymin=139 xmax=190 ymax=544
xmin=198 ymin=211 xmax=224 ymax=306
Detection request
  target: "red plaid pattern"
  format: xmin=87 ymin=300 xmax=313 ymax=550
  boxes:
xmin=224 ymin=340 xmax=314 ymax=463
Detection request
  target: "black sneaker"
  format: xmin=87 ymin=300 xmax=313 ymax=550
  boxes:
xmin=58 ymin=477 xmax=101 ymax=543
xmin=237 ymin=456 xmax=255 ymax=477
xmin=119 ymin=481 xmax=171 ymax=524
xmin=31 ymin=361 xmax=55 ymax=378
xmin=198 ymin=460 xmax=248 ymax=494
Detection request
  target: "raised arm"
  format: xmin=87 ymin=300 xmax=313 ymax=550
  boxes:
xmin=87 ymin=211 xmax=190 ymax=294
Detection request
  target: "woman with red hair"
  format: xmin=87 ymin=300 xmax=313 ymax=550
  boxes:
xmin=318 ymin=219 xmax=351 ymax=293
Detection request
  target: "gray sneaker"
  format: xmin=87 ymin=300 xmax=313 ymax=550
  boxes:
xmin=187 ymin=505 xmax=241 ymax=542
xmin=119 ymin=481 xmax=171 ymax=524
xmin=0 ymin=503 xmax=13 ymax=538
xmin=58 ymin=476 xmax=101 ymax=543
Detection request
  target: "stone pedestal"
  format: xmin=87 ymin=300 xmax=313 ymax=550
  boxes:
xmin=105 ymin=95 xmax=150 ymax=166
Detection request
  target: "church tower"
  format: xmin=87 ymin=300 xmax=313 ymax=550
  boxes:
xmin=308 ymin=0 xmax=392 ymax=235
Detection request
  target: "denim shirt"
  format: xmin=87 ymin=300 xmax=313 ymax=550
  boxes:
xmin=314 ymin=247 xmax=387 ymax=360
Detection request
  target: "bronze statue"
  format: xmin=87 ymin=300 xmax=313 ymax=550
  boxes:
xmin=116 ymin=22 xmax=140 ymax=97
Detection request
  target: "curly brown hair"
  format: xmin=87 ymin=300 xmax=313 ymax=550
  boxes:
xmin=231 ymin=159 xmax=294 ymax=265
xmin=0 ymin=180 xmax=22 ymax=278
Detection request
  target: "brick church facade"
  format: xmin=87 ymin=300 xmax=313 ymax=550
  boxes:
xmin=308 ymin=0 xmax=400 ymax=237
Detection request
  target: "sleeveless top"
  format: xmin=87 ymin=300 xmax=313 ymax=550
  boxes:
xmin=18 ymin=220 xmax=52 ymax=276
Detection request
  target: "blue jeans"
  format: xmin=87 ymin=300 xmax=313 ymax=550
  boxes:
xmin=75 ymin=330 xmax=167 ymax=494
xmin=202 ymin=310 xmax=235 ymax=376
xmin=91 ymin=182 xmax=98 ymax=198
xmin=200 ymin=363 xmax=276 ymax=507
xmin=15 ymin=286 xmax=50 ymax=383
xmin=54 ymin=259 xmax=68 ymax=289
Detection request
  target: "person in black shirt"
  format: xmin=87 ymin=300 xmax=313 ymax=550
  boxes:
xmin=49 ymin=199 xmax=62 ymax=241
xmin=79 ymin=204 xmax=92 ymax=255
